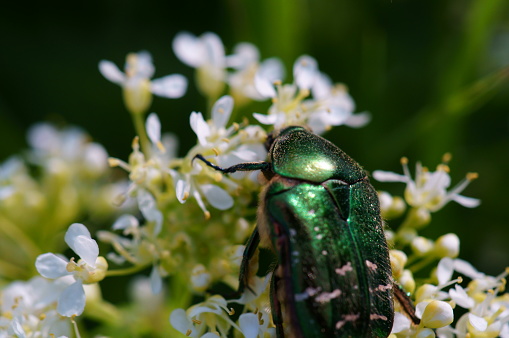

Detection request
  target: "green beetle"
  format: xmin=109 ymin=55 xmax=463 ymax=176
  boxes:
xmin=195 ymin=126 xmax=410 ymax=337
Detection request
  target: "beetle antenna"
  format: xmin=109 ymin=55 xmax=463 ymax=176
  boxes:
xmin=193 ymin=154 xmax=270 ymax=174
xmin=193 ymin=154 xmax=231 ymax=173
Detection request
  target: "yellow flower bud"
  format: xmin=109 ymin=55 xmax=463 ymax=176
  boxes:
xmin=421 ymin=300 xmax=454 ymax=328
xmin=434 ymin=233 xmax=460 ymax=258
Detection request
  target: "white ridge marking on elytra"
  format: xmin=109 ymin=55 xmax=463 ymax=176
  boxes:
xmin=365 ymin=260 xmax=378 ymax=271
xmin=335 ymin=313 xmax=360 ymax=330
xmin=315 ymin=289 xmax=341 ymax=303
xmin=335 ymin=262 xmax=353 ymax=276
xmin=370 ymin=314 xmax=388 ymax=321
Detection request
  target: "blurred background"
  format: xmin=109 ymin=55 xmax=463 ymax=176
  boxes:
xmin=1 ymin=0 xmax=508 ymax=276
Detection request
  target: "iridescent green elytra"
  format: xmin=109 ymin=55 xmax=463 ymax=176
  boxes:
xmin=195 ymin=126 xmax=394 ymax=337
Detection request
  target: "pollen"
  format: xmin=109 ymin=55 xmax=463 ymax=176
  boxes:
xmin=467 ymin=172 xmax=479 ymax=180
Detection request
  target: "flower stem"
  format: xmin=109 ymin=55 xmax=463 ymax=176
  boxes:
xmin=131 ymin=112 xmax=150 ymax=156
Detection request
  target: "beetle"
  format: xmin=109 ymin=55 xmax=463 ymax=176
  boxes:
xmin=195 ymin=126 xmax=415 ymax=337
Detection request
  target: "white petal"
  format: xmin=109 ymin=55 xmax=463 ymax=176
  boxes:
xmin=175 ymin=177 xmax=189 ymax=204
xmin=253 ymin=112 xmax=278 ymax=125
xmin=98 ymin=60 xmax=125 ymax=84
xmin=112 ymin=214 xmax=139 ymax=231
xmin=27 ymin=123 xmax=59 ymax=152
xmin=201 ymin=334 xmax=220 ymax=338
xmin=146 ymin=113 xmax=162 ymax=144
xmin=10 ymin=316 xmax=26 ymax=337
xmin=226 ymin=42 xmax=259 ymax=69
xmin=258 ymin=57 xmax=285 ymax=83
xmin=151 ymin=74 xmax=187 ymax=98
xmin=200 ymin=184 xmax=233 ymax=210
xmin=372 ymin=170 xmax=408 ymax=183
xmin=451 ymin=194 xmax=481 ymax=208
xmin=132 ymin=51 xmax=155 ymax=78
xmin=150 ymin=266 xmax=163 ymax=294
xmin=239 ymin=313 xmax=260 ymax=338
xmin=189 ymin=112 xmax=210 ymax=146
xmin=36 ymin=253 xmax=69 ymax=279
xmin=468 ymin=313 xmax=488 ymax=331
xmin=453 ymin=259 xmax=484 ymax=279
xmin=293 ymin=55 xmax=318 ymax=90
xmin=449 ymin=285 xmax=474 ymax=309
xmin=202 ymin=32 xmax=225 ymax=67
xmin=391 ymin=312 xmax=411 ymax=333
xmin=312 ymin=72 xmax=332 ymax=99
xmin=344 ymin=112 xmax=371 ymax=128
xmin=57 ymin=281 xmax=86 ymax=317
xmin=437 ymin=257 xmax=454 ymax=285
xmin=65 ymin=223 xmax=92 ymax=250
xmin=212 ymin=95 xmax=234 ymax=129
xmin=173 ymin=32 xmax=206 ymax=67
xmin=254 ymin=71 xmax=277 ymax=98
xmin=137 ymin=190 xmax=163 ymax=235
xmin=169 ymin=309 xmax=195 ymax=336
xmin=83 ymin=142 xmax=108 ymax=174
xmin=73 ymin=236 xmax=99 ymax=267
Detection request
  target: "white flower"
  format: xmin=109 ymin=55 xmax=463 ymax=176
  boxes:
xmin=27 ymin=123 xmax=109 ymax=177
xmin=35 ymin=223 xmax=108 ymax=316
xmin=227 ymin=42 xmax=285 ymax=103
xmin=238 ymin=311 xmax=275 ymax=338
xmin=419 ymin=300 xmax=454 ymax=328
xmin=99 ymin=51 xmax=187 ymax=114
xmin=0 ymin=276 xmax=72 ymax=337
xmin=169 ymin=295 xmax=236 ymax=337
xmin=173 ymin=32 xmax=225 ymax=99
xmin=253 ymin=55 xmax=367 ymax=134
xmin=373 ymin=156 xmax=480 ymax=212
xmin=172 ymin=95 xmax=266 ymax=217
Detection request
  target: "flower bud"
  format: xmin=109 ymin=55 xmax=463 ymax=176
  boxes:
xmin=390 ymin=250 xmax=407 ymax=278
xmin=399 ymin=269 xmax=416 ymax=294
xmin=415 ymin=284 xmax=438 ymax=303
xmin=434 ymin=233 xmax=459 ymax=258
xmin=191 ymin=264 xmax=211 ymax=293
xmin=415 ymin=328 xmax=435 ymax=338
xmin=421 ymin=300 xmax=454 ymax=328
xmin=411 ymin=236 xmax=434 ymax=257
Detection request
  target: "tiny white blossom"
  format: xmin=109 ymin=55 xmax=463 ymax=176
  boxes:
xmin=172 ymin=95 xmax=266 ymax=217
xmin=169 ymin=295 xmax=237 ymax=337
xmin=99 ymin=51 xmax=187 ymax=114
xmin=35 ymin=223 xmax=108 ymax=317
xmin=373 ymin=156 xmax=480 ymax=212
xmin=173 ymin=31 xmax=225 ymax=99
xmin=253 ymin=55 xmax=367 ymax=134
xmin=226 ymin=42 xmax=284 ymax=103
xmin=0 ymin=277 xmax=72 ymax=337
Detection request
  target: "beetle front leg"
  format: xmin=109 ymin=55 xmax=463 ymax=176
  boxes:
xmin=270 ymin=269 xmax=285 ymax=337
xmin=238 ymin=226 xmax=261 ymax=295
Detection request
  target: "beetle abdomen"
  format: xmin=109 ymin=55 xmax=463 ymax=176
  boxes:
xmin=262 ymin=176 xmax=393 ymax=337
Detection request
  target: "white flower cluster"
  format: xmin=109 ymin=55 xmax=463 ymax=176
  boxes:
xmin=173 ymin=32 xmax=368 ymax=134
xmin=0 ymin=31 xmax=503 ymax=338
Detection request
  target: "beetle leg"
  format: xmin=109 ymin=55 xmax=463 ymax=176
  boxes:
xmin=238 ymin=226 xmax=261 ymax=295
xmin=270 ymin=269 xmax=285 ymax=337
xmin=193 ymin=154 xmax=270 ymax=173
xmin=393 ymin=282 xmax=420 ymax=325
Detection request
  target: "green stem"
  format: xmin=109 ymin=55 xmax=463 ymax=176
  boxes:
xmin=131 ymin=112 xmax=150 ymax=156
xmin=407 ymin=256 xmax=435 ymax=274
xmin=106 ymin=264 xmax=150 ymax=277
xmin=0 ymin=216 xmax=41 ymax=262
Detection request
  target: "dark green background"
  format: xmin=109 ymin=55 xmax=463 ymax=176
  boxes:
xmin=1 ymin=0 xmax=508 ymax=275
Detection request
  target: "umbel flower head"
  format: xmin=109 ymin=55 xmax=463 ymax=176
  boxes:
xmin=36 ymin=223 xmax=108 ymax=316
